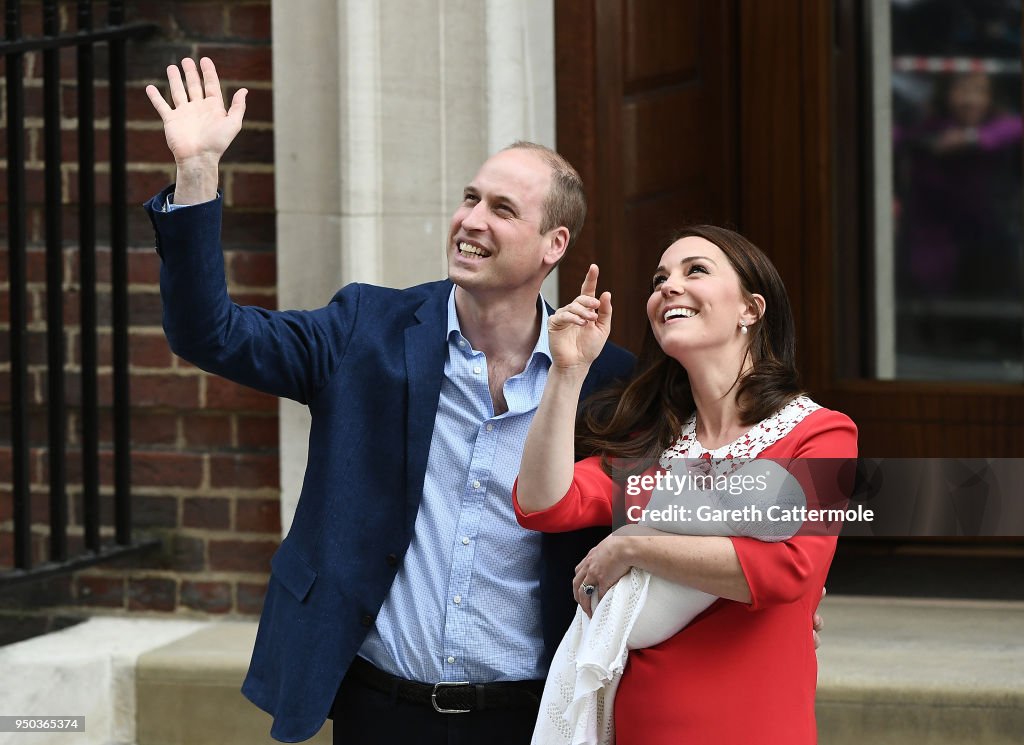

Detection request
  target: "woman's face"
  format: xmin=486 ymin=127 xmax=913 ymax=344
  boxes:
xmin=646 ymin=236 xmax=755 ymax=363
xmin=948 ymin=73 xmax=991 ymax=127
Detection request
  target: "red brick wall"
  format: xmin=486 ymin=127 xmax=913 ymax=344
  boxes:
xmin=0 ymin=1 xmax=279 ymax=629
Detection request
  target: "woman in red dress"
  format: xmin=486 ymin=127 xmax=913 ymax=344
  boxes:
xmin=514 ymin=225 xmax=857 ymax=744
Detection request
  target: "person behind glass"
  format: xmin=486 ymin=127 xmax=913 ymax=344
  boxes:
xmin=514 ymin=226 xmax=858 ymax=745
xmin=895 ymin=71 xmax=1023 ymax=298
xmin=142 ymin=58 xmax=639 ymax=745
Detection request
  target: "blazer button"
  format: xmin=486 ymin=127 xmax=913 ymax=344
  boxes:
xmin=361 ymin=614 xmax=373 ymax=628
xmin=386 ymin=553 xmax=398 ymax=567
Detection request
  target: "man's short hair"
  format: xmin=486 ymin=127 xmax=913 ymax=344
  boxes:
xmin=504 ymin=141 xmax=587 ymax=251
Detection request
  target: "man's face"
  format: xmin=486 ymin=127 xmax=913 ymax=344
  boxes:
xmin=446 ymin=148 xmax=564 ymax=296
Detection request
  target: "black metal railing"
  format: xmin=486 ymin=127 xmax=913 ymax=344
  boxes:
xmin=1 ymin=1 xmax=158 ymax=586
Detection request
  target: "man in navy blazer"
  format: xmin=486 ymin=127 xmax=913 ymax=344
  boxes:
xmin=145 ymin=58 xmax=634 ymax=744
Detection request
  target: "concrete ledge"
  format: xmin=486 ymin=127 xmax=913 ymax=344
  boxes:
xmin=816 ymin=596 xmax=1024 ymax=744
xmin=0 ymin=618 xmax=205 ymax=745
xmin=135 ymin=622 xmax=331 ymax=745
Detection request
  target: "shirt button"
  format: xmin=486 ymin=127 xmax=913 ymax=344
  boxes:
xmin=386 ymin=553 xmax=398 ymax=567
xmin=473 ymin=366 xmax=481 ymax=374
xmin=472 ymin=480 xmax=480 ymax=489
xmin=361 ymin=614 xmax=373 ymax=627
xmin=453 ymin=595 xmax=462 ymax=605
xmin=447 ymin=656 xmax=456 ymax=664
xmin=458 ymin=340 xmax=466 ymax=348
xmin=485 ymin=423 xmax=494 ymax=432
xmin=461 ymin=537 xmax=470 ymax=545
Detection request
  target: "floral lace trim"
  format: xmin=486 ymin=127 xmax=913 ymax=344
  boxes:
xmin=659 ymin=395 xmax=821 ymax=468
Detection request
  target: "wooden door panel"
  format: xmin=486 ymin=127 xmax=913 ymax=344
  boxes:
xmin=622 ymin=92 xmax=705 ymax=199
xmin=848 ymin=421 xmax=1024 ymax=457
xmin=830 ymin=384 xmax=1024 ymax=455
xmin=622 ymin=0 xmax=699 ymax=86
xmin=624 ymin=192 xmax=713 ymax=251
xmin=558 ymin=0 xmax=737 ymax=354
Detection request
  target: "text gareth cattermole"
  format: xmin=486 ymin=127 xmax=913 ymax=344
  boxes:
xmin=626 ymin=503 xmax=875 ymax=524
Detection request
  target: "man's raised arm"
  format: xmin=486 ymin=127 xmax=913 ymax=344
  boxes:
xmin=141 ymin=57 xmax=355 ymax=405
xmin=145 ymin=57 xmax=247 ymax=205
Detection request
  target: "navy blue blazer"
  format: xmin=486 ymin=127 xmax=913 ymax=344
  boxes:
xmin=145 ymin=187 xmax=635 ymax=743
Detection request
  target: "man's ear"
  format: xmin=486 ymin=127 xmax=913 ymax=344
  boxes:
xmin=543 ymin=226 xmax=570 ymax=268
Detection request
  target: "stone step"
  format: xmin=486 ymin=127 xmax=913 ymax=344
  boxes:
xmin=815 ymin=595 xmax=1024 ymax=745
xmin=0 ymin=618 xmax=206 ymax=745
xmin=132 ymin=597 xmax=1024 ymax=744
xmin=135 ymin=622 xmax=331 ymax=745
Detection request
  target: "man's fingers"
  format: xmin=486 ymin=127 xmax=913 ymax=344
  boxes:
xmin=145 ymin=85 xmax=172 ymax=121
xmin=227 ymin=88 xmax=248 ymax=129
xmin=200 ymin=57 xmax=224 ymax=104
xmin=167 ymin=64 xmax=188 ymax=108
xmin=182 ymin=57 xmax=204 ymax=103
xmin=580 ymin=264 xmax=599 ymax=298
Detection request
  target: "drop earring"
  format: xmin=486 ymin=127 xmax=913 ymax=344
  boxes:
xmin=739 ymin=321 xmax=748 ymax=335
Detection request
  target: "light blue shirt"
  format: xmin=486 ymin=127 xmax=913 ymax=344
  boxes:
xmin=359 ymin=288 xmax=553 ymax=683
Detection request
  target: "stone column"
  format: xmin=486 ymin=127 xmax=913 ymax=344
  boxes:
xmin=271 ymin=0 xmax=556 ymax=534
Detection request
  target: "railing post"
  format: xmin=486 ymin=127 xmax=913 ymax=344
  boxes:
xmin=108 ymin=0 xmax=132 ymax=545
xmin=42 ymin=0 xmax=68 ymax=563
xmin=5 ymin=0 xmax=32 ymax=571
xmin=78 ymin=0 xmax=100 ymax=553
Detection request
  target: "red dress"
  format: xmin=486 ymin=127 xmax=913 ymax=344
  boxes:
xmin=514 ymin=407 xmax=858 ymax=745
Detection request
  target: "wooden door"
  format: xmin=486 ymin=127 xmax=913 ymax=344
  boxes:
xmin=559 ymin=0 xmax=1024 ymax=458
xmin=556 ymin=0 xmax=739 ymax=351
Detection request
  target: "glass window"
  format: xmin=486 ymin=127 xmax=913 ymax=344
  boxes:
xmin=865 ymin=0 xmax=1022 ymax=381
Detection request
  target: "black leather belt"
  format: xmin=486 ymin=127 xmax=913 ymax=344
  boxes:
xmin=346 ymin=657 xmax=543 ymax=714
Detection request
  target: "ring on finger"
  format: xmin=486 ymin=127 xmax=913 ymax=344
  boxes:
xmin=581 ymin=583 xmax=596 ymax=596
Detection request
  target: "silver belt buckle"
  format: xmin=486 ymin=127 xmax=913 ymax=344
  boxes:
xmin=431 ymin=681 xmax=471 ymax=713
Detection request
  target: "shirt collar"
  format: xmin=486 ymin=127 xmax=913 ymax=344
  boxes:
xmin=446 ymin=287 xmax=552 ymax=364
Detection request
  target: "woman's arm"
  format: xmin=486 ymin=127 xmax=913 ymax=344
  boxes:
xmin=517 ymin=265 xmax=613 ymax=513
xmin=619 ymin=529 xmax=752 ymax=602
xmin=516 ymin=368 xmax=588 ymax=514
xmin=571 ymin=525 xmax=750 ymax=616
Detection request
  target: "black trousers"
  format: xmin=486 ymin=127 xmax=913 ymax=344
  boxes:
xmin=331 ymin=671 xmax=540 ymax=745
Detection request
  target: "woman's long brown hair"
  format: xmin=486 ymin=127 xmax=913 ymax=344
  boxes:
xmin=576 ymin=225 xmax=803 ymax=472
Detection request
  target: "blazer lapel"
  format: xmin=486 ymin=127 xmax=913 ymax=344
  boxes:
xmin=403 ymin=282 xmax=450 ymax=535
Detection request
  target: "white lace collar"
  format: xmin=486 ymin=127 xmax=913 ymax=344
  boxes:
xmin=659 ymin=395 xmax=820 ymax=467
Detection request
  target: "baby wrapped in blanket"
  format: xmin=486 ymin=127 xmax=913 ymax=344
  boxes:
xmin=531 ymin=457 xmax=806 ymax=745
